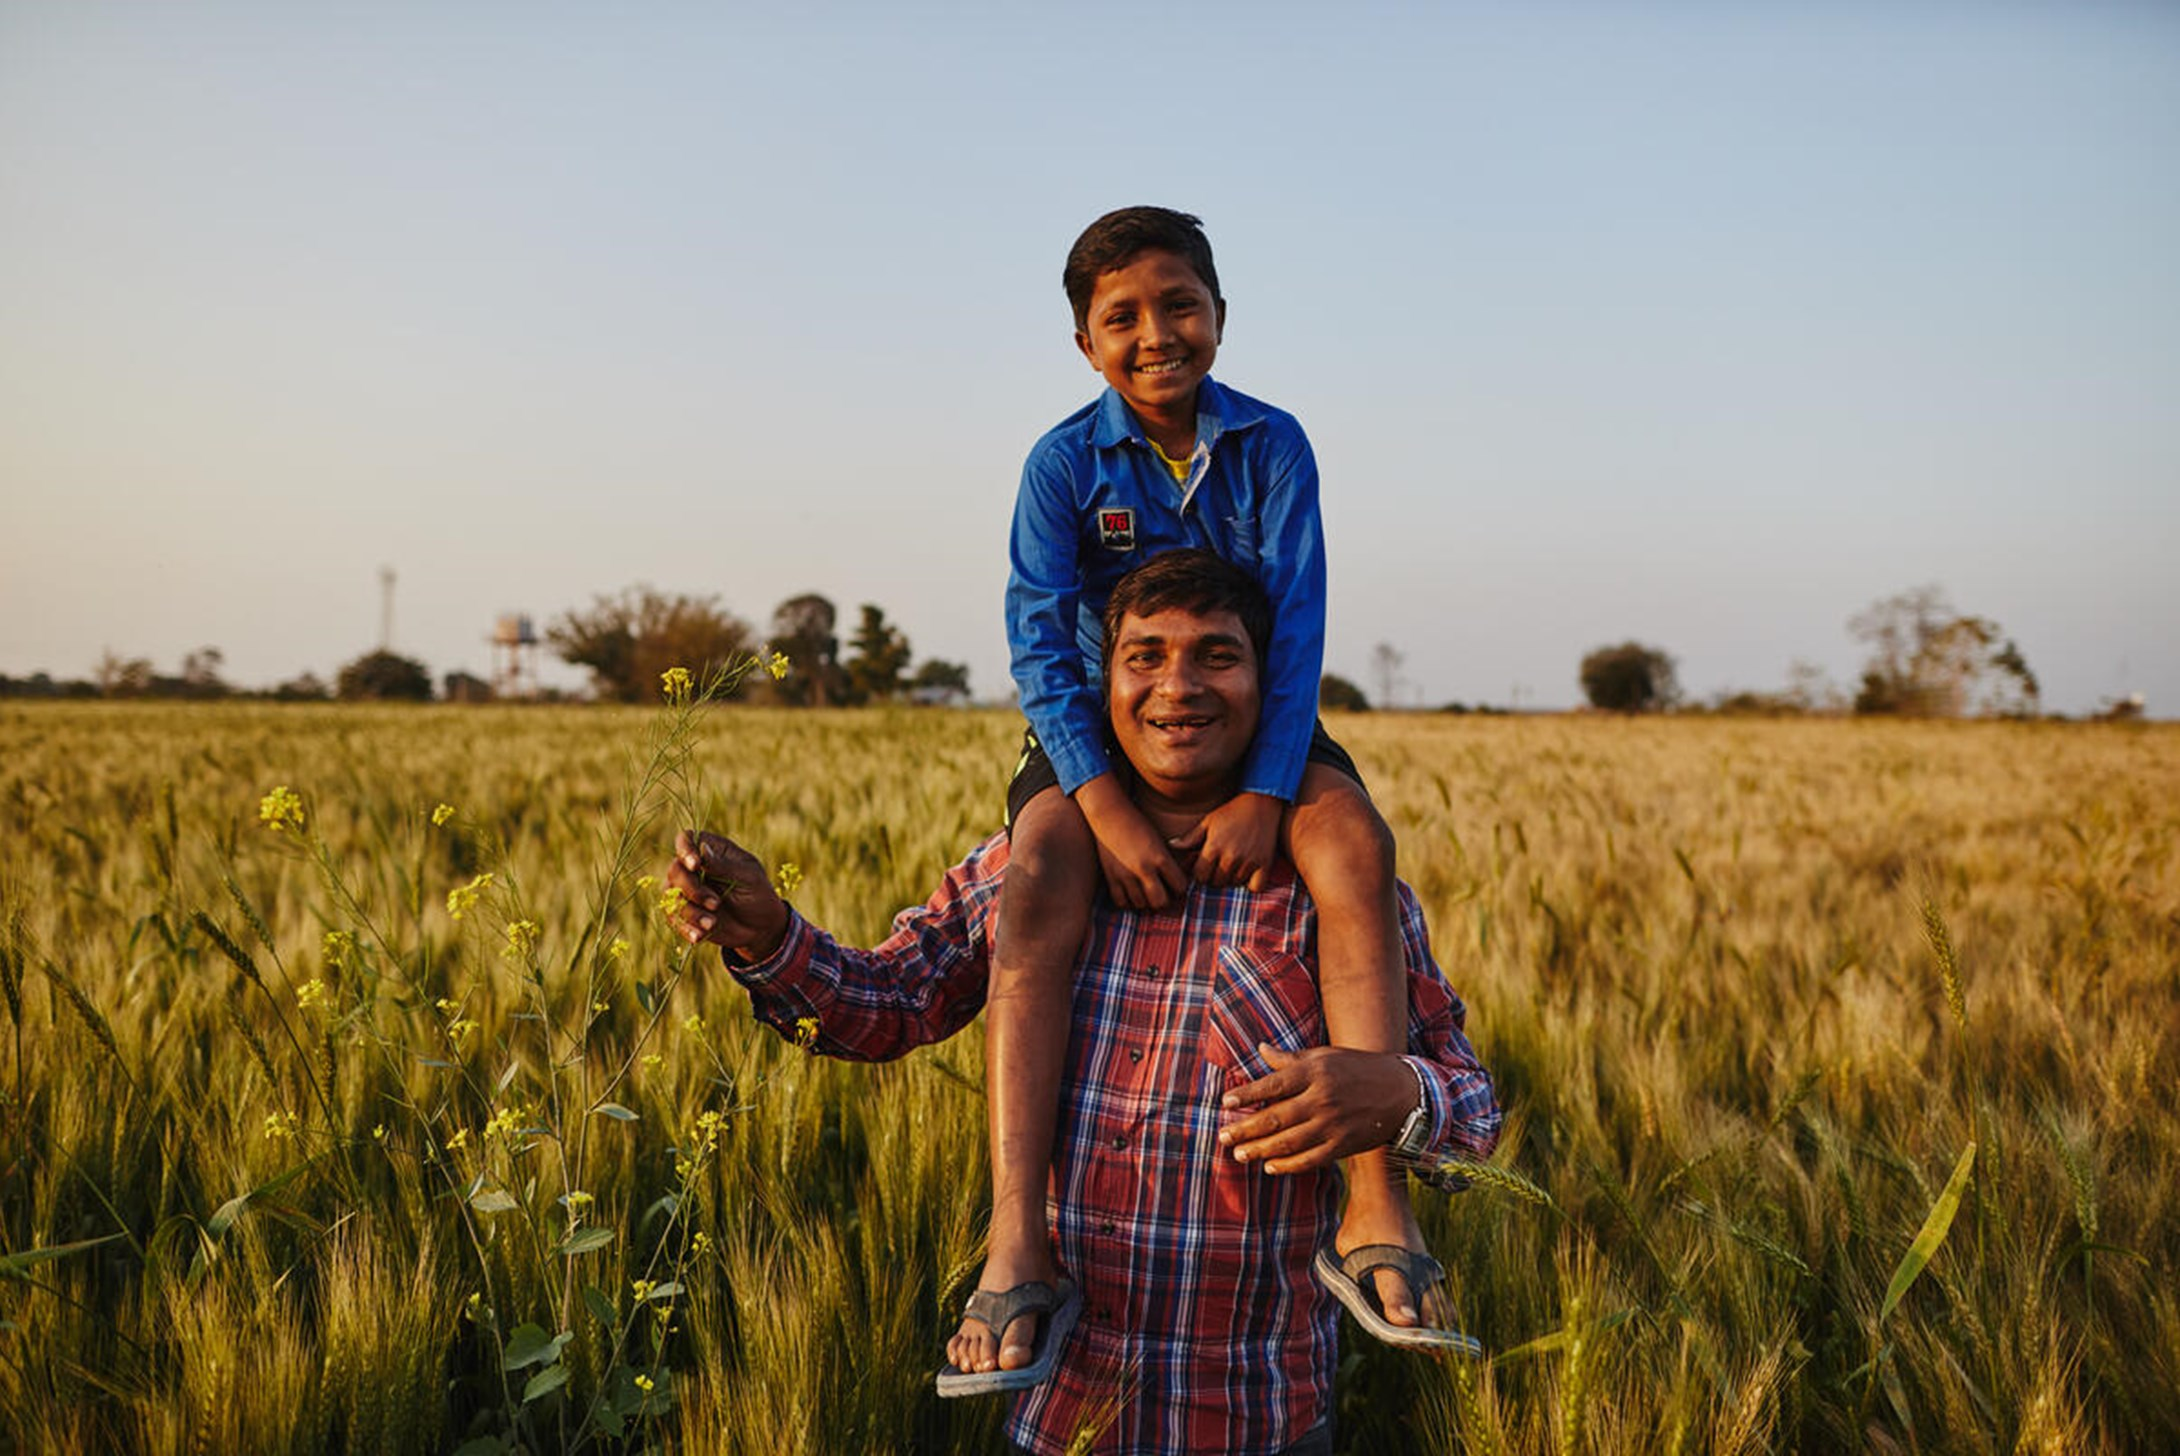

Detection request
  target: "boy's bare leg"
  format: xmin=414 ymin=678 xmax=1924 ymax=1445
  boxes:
xmin=1287 ymin=764 xmax=1437 ymax=1328
xmin=948 ymin=785 xmax=1096 ymax=1375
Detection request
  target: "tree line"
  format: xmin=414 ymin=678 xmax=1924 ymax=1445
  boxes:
xmin=0 ymin=589 xmax=972 ymax=706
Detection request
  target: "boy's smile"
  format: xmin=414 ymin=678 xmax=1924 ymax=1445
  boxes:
xmin=1074 ymin=248 xmax=1226 ymax=456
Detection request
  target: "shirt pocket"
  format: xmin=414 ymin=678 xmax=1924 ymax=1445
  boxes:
xmin=1205 ymin=941 xmax=1324 ymax=1087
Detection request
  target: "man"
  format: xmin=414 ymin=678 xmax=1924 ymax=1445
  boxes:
xmin=665 ymin=549 xmax=1499 ymax=1455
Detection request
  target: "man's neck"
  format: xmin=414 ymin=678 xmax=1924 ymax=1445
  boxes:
xmin=1133 ymin=779 xmax=1245 ymax=843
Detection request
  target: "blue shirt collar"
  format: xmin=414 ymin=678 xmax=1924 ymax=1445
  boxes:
xmin=1088 ymin=376 xmax=1266 ymax=452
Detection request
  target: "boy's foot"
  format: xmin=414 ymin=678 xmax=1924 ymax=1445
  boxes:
xmin=1332 ymin=1165 xmax=1445 ymax=1331
xmin=946 ymin=1244 xmax=1063 ymax=1376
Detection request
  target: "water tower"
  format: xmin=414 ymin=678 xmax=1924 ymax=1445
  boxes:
xmin=491 ymin=613 xmax=539 ymax=698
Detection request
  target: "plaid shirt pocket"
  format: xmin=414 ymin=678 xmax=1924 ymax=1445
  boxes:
xmin=1206 ymin=942 xmax=1324 ymax=1085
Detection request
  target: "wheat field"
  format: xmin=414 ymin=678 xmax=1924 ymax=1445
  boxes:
xmin=1 ymin=700 xmax=2174 ymax=1453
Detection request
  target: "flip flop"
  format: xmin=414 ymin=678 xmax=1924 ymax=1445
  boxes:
xmin=934 ymin=1277 xmax=1082 ymax=1397
xmin=1312 ymin=1245 xmax=1481 ymax=1355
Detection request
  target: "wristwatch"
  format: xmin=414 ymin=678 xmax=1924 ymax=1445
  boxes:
xmin=1391 ymin=1057 xmax=1431 ymax=1159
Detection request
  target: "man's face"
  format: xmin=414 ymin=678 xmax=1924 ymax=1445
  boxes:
xmin=1073 ymin=249 xmax=1225 ymax=430
xmin=1107 ymin=605 xmax=1261 ymax=800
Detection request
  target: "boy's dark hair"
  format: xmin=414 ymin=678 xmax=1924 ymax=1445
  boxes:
xmin=1101 ymin=549 xmax=1271 ymax=679
xmin=1064 ymin=206 xmax=1222 ymax=331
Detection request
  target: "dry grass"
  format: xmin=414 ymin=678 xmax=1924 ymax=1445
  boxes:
xmin=2 ymin=702 xmax=2174 ymax=1453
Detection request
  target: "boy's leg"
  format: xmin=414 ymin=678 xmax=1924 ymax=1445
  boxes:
xmin=1286 ymin=763 xmax=1439 ymax=1329
xmin=949 ymin=785 xmax=1096 ymax=1375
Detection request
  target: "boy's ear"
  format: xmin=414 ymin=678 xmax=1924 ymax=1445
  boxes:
xmin=1215 ymin=298 xmax=1227 ymax=343
xmin=1074 ymin=329 xmax=1099 ymax=369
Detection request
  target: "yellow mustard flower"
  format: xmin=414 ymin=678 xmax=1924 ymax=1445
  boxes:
xmin=772 ymin=861 xmax=804 ymax=897
xmin=660 ymin=666 xmax=694 ymax=702
xmin=445 ymin=1128 xmax=470 ymax=1151
xmin=501 ymin=920 xmax=540 ymax=961
xmin=766 ymin=650 xmax=791 ymax=681
xmin=641 ymin=1053 xmax=663 ymax=1072
xmin=263 ymin=1112 xmax=298 ymax=1142
xmin=431 ymin=802 xmax=455 ymax=827
xmin=634 ymin=1374 xmax=655 ymax=1394
xmin=446 ymin=873 xmax=494 ymax=921
xmin=793 ymin=1016 xmax=820 ymax=1048
xmin=258 ymin=785 xmax=304 ymax=833
xmin=484 ymin=1106 xmax=524 ymax=1141
xmin=607 ymin=937 xmax=630 ymax=961
xmin=296 ymin=978 xmax=328 ymax=1011
xmin=322 ymin=929 xmax=355 ymax=970
xmin=657 ymin=885 xmax=686 ymax=918
xmin=682 ymin=1013 xmax=705 ymax=1037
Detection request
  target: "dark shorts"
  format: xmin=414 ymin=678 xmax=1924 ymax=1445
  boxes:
xmin=1004 ymin=720 xmax=1364 ymax=832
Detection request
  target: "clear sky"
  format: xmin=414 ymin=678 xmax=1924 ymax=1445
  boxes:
xmin=4 ymin=0 xmax=2174 ymax=713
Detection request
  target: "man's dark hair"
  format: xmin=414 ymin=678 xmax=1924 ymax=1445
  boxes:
xmin=1064 ymin=206 xmax=1223 ymax=331
xmin=1100 ymin=549 xmax=1271 ymax=680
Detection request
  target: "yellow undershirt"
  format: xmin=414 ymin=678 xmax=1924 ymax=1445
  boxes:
xmin=1149 ymin=437 xmax=1193 ymax=483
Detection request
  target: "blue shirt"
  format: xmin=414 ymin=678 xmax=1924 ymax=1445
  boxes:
xmin=1006 ymin=378 xmax=1327 ymax=801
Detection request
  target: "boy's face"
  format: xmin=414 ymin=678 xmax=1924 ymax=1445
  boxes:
xmin=1074 ymin=248 xmax=1225 ymax=432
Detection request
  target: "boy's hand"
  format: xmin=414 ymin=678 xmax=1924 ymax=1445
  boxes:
xmin=1075 ymin=777 xmax=1187 ymax=910
xmin=667 ymin=829 xmax=790 ymax=960
xmin=1174 ymin=792 xmax=1284 ymax=890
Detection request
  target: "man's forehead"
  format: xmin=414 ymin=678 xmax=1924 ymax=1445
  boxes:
xmin=1113 ymin=606 xmax=1249 ymax=644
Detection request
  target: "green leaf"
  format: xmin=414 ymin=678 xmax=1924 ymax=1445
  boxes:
xmin=501 ymin=1323 xmax=571 ymax=1371
xmin=556 ymin=1227 xmax=615 ymax=1257
xmin=522 ymin=1363 xmax=571 ymax=1403
xmin=1880 ymin=1141 xmax=1976 ymax=1322
xmin=636 ymin=982 xmax=656 ymax=1014
xmin=583 ymin=1284 xmax=617 ymax=1329
xmin=207 ymin=1159 xmax=315 ymax=1238
xmin=639 ymin=1280 xmax=684 ymax=1302
xmin=470 ymin=1188 xmax=520 ymax=1215
xmin=592 ymin=1102 xmax=638 ymax=1121
xmin=0 ymin=1234 xmax=123 ymax=1281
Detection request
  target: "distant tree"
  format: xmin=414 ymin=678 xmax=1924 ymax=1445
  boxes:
xmin=1371 ymin=643 xmax=1405 ymax=710
xmin=908 ymin=658 xmax=972 ymax=703
xmin=1850 ymin=586 xmax=2038 ymax=717
xmin=96 ymin=651 xmax=154 ymax=698
xmin=337 ymin=650 xmax=433 ymax=702
xmin=1319 ymin=672 xmax=1370 ymax=713
xmin=1580 ymin=642 xmax=1679 ymax=714
xmin=273 ymin=672 xmax=331 ymax=701
xmin=844 ymin=604 xmax=912 ymax=704
xmin=768 ymin=593 xmax=848 ymax=707
xmin=180 ymin=647 xmax=229 ymax=699
xmin=548 ymin=586 xmax=755 ymax=703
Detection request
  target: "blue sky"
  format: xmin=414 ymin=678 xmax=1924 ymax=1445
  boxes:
xmin=3 ymin=0 xmax=2174 ymax=713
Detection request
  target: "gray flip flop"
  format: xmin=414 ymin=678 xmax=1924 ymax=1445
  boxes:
xmin=1312 ymin=1244 xmax=1481 ymax=1354
xmin=933 ymin=1277 xmax=1082 ymax=1397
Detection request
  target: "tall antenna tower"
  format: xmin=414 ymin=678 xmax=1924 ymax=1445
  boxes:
xmin=379 ymin=566 xmax=396 ymax=651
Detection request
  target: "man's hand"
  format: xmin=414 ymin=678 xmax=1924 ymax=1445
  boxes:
xmin=1172 ymin=791 xmax=1283 ymax=890
xmin=1075 ymin=775 xmax=1188 ymax=910
xmin=666 ymin=829 xmax=790 ymax=960
xmin=1216 ymin=1045 xmax=1418 ymax=1174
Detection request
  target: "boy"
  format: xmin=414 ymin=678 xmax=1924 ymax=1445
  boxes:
xmin=943 ymin=207 xmax=1450 ymax=1393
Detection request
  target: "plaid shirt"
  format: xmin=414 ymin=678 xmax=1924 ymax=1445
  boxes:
xmin=730 ymin=833 xmax=1500 ymax=1455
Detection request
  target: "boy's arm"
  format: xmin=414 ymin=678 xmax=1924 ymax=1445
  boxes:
xmin=1006 ymin=447 xmax=1114 ymax=795
xmin=1238 ymin=425 xmax=1327 ymax=803
xmin=667 ymin=830 xmax=997 ymax=1062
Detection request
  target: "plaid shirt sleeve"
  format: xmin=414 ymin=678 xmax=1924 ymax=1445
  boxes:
xmin=1391 ymin=882 xmax=1503 ymax=1190
xmin=724 ymin=835 xmax=1005 ymax=1061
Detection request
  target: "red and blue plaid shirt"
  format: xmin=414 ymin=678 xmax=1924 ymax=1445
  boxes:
xmin=729 ymin=833 xmax=1500 ymax=1455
